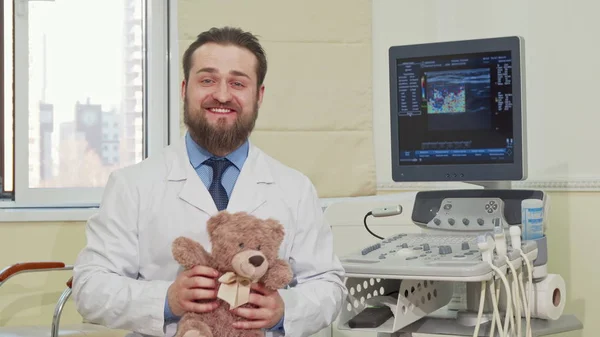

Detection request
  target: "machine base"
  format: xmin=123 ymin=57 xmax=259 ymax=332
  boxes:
xmin=377 ymin=314 xmax=582 ymax=337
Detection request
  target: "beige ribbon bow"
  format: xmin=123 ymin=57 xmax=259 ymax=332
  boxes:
xmin=217 ymin=272 xmax=254 ymax=309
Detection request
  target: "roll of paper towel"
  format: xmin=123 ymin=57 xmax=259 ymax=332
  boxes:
xmin=526 ymin=273 xmax=566 ymax=320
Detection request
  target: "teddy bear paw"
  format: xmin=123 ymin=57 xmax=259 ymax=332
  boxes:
xmin=175 ymin=321 xmax=213 ymax=337
xmin=182 ymin=331 xmax=208 ymax=337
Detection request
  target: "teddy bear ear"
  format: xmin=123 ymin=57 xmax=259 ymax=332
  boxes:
xmin=266 ymin=218 xmax=285 ymax=242
xmin=206 ymin=211 xmax=231 ymax=234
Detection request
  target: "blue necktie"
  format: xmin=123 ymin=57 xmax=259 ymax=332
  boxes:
xmin=205 ymin=158 xmax=232 ymax=211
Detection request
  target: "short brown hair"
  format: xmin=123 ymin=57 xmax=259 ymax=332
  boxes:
xmin=182 ymin=27 xmax=267 ymax=86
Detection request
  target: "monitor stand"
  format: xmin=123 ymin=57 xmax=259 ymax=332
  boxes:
xmin=467 ymin=181 xmax=512 ymax=190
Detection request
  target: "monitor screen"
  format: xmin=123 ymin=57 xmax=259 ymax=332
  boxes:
xmin=396 ymin=51 xmax=514 ymax=165
xmin=389 ymin=37 xmax=526 ymax=183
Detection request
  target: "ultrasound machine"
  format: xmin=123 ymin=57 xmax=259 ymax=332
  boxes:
xmin=337 ymin=36 xmax=582 ymax=337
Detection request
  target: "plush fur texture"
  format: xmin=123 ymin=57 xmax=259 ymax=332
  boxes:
xmin=172 ymin=211 xmax=293 ymax=337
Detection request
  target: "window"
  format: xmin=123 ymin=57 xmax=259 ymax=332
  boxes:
xmin=1 ymin=0 xmax=178 ymax=208
xmin=2 ymin=0 xmax=14 ymax=200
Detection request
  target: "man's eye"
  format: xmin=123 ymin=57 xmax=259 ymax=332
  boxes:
xmin=257 ymin=245 xmax=261 ymax=250
xmin=239 ymin=243 xmax=244 ymax=248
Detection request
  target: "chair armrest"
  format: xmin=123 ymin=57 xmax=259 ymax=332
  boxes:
xmin=0 ymin=262 xmax=74 ymax=287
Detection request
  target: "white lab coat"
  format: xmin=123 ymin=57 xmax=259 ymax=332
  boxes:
xmin=72 ymin=138 xmax=347 ymax=337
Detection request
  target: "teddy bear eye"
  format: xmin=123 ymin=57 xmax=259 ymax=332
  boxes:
xmin=239 ymin=243 xmax=244 ymax=248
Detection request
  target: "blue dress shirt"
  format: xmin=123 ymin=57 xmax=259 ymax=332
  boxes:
xmin=184 ymin=131 xmax=248 ymax=198
xmin=164 ymin=132 xmax=284 ymax=333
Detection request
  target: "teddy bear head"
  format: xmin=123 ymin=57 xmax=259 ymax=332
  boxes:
xmin=207 ymin=211 xmax=285 ymax=282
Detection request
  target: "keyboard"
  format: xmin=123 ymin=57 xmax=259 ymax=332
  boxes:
xmin=340 ymin=233 xmax=505 ymax=280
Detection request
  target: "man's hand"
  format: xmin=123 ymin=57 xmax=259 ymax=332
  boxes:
xmin=231 ymin=283 xmax=284 ymax=330
xmin=167 ymin=266 xmax=221 ymax=317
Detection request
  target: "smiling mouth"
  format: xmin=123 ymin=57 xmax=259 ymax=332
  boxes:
xmin=208 ymin=107 xmax=236 ymax=114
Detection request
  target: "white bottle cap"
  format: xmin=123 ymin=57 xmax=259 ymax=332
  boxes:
xmin=522 ymin=198 xmax=543 ymax=208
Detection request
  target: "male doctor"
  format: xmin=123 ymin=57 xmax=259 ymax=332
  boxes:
xmin=72 ymin=26 xmax=347 ymax=337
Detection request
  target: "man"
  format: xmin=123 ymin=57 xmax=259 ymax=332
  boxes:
xmin=72 ymin=26 xmax=347 ymax=337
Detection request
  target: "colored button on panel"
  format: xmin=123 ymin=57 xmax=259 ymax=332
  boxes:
xmin=442 ymin=246 xmax=453 ymax=254
xmin=360 ymin=242 xmax=382 ymax=255
xmin=438 ymin=246 xmax=452 ymax=255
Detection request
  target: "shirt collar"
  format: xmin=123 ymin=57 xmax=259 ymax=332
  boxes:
xmin=185 ymin=131 xmax=249 ymax=170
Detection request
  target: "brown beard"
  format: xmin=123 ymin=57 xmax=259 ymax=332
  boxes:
xmin=183 ymin=94 xmax=258 ymax=157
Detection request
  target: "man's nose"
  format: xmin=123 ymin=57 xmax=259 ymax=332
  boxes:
xmin=249 ymin=255 xmax=264 ymax=267
xmin=212 ymin=82 xmax=232 ymax=103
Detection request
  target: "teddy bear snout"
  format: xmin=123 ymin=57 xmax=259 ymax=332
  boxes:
xmin=249 ymin=255 xmax=264 ymax=267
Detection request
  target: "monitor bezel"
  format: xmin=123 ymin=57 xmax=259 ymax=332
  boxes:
xmin=389 ymin=36 xmax=527 ymax=183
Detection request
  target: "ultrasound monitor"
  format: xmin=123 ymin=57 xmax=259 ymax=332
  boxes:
xmin=389 ymin=36 xmax=527 ymax=189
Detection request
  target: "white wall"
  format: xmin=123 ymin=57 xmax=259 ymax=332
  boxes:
xmin=177 ymin=0 xmax=376 ymax=199
xmin=373 ymin=0 xmax=600 ymax=190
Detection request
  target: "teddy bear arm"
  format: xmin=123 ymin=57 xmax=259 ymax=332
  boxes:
xmin=172 ymin=236 xmax=212 ymax=269
xmin=261 ymin=259 xmax=293 ymax=290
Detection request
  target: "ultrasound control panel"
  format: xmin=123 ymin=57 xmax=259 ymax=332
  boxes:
xmin=339 ymin=191 xmax=544 ymax=280
xmin=341 ymin=232 xmax=536 ymax=280
xmin=426 ymin=197 xmax=506 ymax=231
xmin=411 ymin=189 xmax=546 ymax=227
xmin=341 ymin=233 xmax=497 ymax=279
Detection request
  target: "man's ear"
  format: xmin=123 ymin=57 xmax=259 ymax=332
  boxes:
xmin=206 ymin=211 xmax=231 ymax=235
xmin=256 ymin=84 xmax=265 ymax=108
xmin=181 ymin=80 xmax=187 ymax=100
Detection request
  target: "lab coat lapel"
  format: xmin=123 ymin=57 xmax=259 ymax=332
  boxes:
xmin=227 ymin=143 xmax=273 ymax=215
xmin=167 ymin=139 xmax=217 ymax=215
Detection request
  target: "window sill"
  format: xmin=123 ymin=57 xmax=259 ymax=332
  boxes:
xmin=0 ymin=206 xmax=99 ymax=223
xmin=0 ymin=195 xmax=399 ymax=223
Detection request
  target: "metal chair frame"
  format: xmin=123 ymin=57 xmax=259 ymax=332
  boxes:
xmin=0 ymin=262 xmax=74 ymax=337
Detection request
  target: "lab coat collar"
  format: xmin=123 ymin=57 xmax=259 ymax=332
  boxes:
xmin=167 ymin=136 xmax=274 ymax=216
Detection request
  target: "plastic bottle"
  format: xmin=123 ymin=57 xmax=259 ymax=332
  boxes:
xmin=521 ymin=199 xmax=544 ymax=240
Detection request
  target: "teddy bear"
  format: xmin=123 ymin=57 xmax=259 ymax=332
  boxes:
xmin=171 ymin=211 xmax=293 ymax=337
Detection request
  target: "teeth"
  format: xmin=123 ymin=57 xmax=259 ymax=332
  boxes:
xmin=210 ymin=108 xmax=232 ymax=113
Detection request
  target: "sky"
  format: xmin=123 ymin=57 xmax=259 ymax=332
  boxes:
xmin=3 ymin=0 xmax=139 ymax=190
xmin=29 ymin=0 xmax=127 ymax=124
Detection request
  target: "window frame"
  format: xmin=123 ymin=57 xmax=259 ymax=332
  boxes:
xmin=0 ymin=0 xmax=181 ymax=210
xmin=0 ymin=0 xmax=5 ymax=196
